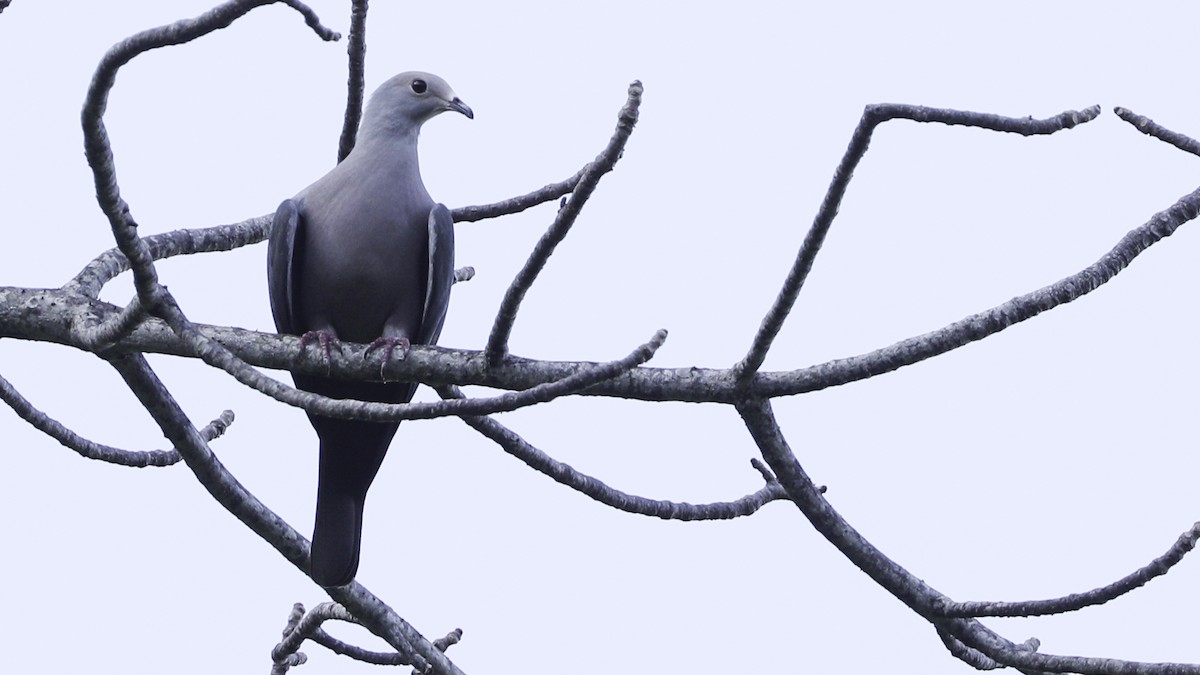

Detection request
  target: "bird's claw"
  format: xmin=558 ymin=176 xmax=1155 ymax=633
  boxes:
xmin=365 ymin=336 xmax=411 ymax=381
xmin=298 ymin=330 xmax=343 ymax=375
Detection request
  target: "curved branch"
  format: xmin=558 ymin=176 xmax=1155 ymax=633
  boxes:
xmin=81 ymin=0 xmax=337 ymax=309
xmin=936 ymin=626 xmax=1004 ymax=671
xmin=485 ymin=81 xmax=643 ymax=362
xmin=0 ymin=370 xmax=231 ymax=467
xmin=937 ymin=522 xmax=1200 ymax=618
xmin=273 ymin=601 xmax=461 ymax=670
xmin=733 ymin=103 xmax=1102 ymax=384
xmin=75 ymin=296 xmax=148 ymax=351
xmin=439 ymin=385 xmax=786 ymax=520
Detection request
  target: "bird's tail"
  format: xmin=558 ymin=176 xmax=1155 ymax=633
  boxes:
xmin=309 ymin=416 xmax=399 ymax=587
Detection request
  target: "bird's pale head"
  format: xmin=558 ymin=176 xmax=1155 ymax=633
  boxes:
xmin=363 ymin=71 xmax=473 ymax=135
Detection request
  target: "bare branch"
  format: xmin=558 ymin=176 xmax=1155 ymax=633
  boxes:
xmin=738 ymin=396 xmax=1200 ymax=674
xmin=937 ymin=522 xmax=1200 ymax=618
xmin=453 ymin=266 xmax=474 ymax=284
xmin=0 ymin=370 xmax=231 ymax=467
xmin=450 ymin=167 xmax=584 ymax=223
xmin=336 ymin=0 xmax=369 ymax=163
xmin=733 ymin=104 xmax=1102 ymax=384
xmin=272 ymin=602 xmax=357 ymax=670
xmin=946 ymin=619 xmax=1200 ymax=674
xmin=75 ymin=295 xmax=148 ymax=351
xmin=1115 ymin=106 xmax=1200 ymax=157
xmin=755 ymin=182 xmax=1200 ymax=398
xmin=937 ymin=626 xmax=1004 ymax=670
xmin=273 ymin=601 xmax=460 ymax=671
xmin=485 ymin=81 xmax=643 ymax=363
xmin=439 ymin=385 xmax=787 ymax=520
xmin=66 ymin=215 xmax=273 ymax=298
xmin=81 ymin=0 xmax=337 ymax=309
xmin=273 ymin=601 xmax=460 ymax=670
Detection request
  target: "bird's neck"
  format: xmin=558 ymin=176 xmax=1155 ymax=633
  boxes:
xmin=354 ymin=126 xmax=424 ymax=176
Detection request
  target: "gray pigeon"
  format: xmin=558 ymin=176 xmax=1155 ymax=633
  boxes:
xmin=268 ymin=71 xmax=472 ymax=587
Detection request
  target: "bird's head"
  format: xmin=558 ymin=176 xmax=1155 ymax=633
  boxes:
xmin=364 ymin=71 xmax=473 ymax=133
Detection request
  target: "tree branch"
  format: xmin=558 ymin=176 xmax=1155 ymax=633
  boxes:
xmin=439 ymin=385 xmax=788 ymax=520
xmin=733 ymin=104 xmax=1102 ymax=384
xmin=1115 ymin=106 xmax=1200 ymax=157
xmin=485 ymin=81 xmax=643 ymax=363
xmin=335 ymin=0 xmax=368 ymax=163
xmin=0 ymin=370 xmax=232 ymax=467
xmin=937 ymin=521 xmax=1200 ymax=618
xmin=451 ymin=167 xmax=585 ymax=223
xmin=272 ymin=602 xmax=461 ymax=671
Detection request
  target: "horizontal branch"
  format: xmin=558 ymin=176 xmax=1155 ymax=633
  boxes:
xmin=2 ymin=153 xmax=1195 ymax=409
xmin=451 ymin=168 xmax=584 ymax=222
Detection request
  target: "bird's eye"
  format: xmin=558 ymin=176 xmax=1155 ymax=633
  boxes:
xmin=410 ymin=79 xmax=427 ymax=94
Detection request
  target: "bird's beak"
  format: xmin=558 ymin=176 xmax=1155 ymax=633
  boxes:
xmin=448 ymin=97 xmax=474 ymax=120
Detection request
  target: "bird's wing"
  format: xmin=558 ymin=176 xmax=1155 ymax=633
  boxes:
xmin=267 ymin=198 xmax=304 ymax=335
xmin=417 ymin=203 xmax=455 ymax=345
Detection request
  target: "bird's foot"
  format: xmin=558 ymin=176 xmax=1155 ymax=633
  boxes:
xmin=298 ymin=330 xmax=343 ymax=375
xmin=364 ymin=336 xmax=411 ymax=381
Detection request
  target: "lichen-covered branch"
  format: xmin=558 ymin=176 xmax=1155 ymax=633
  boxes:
xmin=271 ymin=602 xmax=462 ymax=671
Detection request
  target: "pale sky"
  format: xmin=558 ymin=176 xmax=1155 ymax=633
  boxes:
xmin=2 ymin=2 xmax=1198 ymax=673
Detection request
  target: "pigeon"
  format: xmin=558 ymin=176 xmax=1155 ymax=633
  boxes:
xmin=268 ymin=71 xmax=472 ymax=586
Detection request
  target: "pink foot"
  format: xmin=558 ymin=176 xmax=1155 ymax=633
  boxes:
xmin=364 ymin=336 xmax=411 ymax=380
xmin=298 ymin=330 xmax=343 ymax=374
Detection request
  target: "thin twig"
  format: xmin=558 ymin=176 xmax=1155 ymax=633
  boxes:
xmin=732 ymin=104 xmax=1102 ymax=385
xmin=485 ymin=81 xmax=643 ymax=363
xmin=453 ymin=267 xmax=474 ymax=284
xmin=336 ymin=0 xmax=369 ymax=163
xmin=0 ymin=371 xmax=231 ymax=467
xmin=75 ymin=295 xmax=148 ymax=350
xmin=451 ymin=167 xmax=585 ymax=222
xmin=1115 ymin=106 xmax=1200 ymax=157
xmin=272 ymin=603 xmax=359 ymax=668
xmin=439 ymin=384 xmax=787 ymax=520
xmin=937 ymin=626 xmax=1003 ymax=670
xmin=937 ymin=522 xmax=1200 ymax=618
